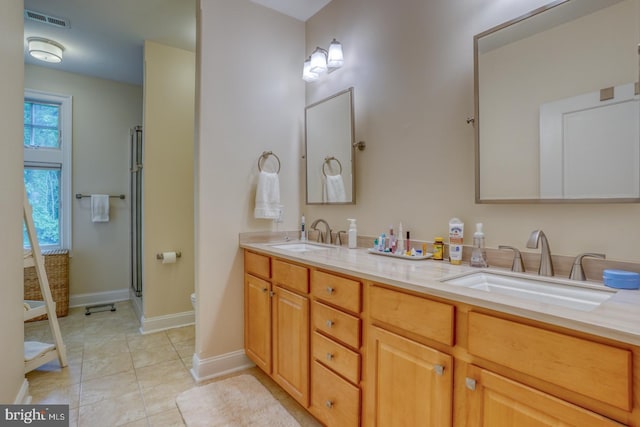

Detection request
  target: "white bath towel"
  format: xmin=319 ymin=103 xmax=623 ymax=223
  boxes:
xmin=91 ymin=194 xmax=109 ymax=222
xmin=254 ymin=171 xmax=283 ymax=219
xmin=324 ymin=174 xmax=347 ymax=203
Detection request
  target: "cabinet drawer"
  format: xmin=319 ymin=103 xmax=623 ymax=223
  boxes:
xmin=244 ymin=251 xmax=270 ymax=279
xmin=312 ymin=301 xmax=361 ymax=349
xmin=311 ymin=361 xmax=360 ymax=427
xmin=468 ymin=311 xmax=632 ymax=411
xmin=272 ymin=259 xmax=309 ymax=293
xmin=311 ymin=270 xmax=361 ymax=314
xmin=312 ymin=332 xmax=360 ymax=384
xmin=369 ymin=285 xmax=455 ymax=346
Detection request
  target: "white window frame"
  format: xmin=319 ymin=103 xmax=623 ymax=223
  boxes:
xmin=24 ymin=89 xmax=73 ymax=251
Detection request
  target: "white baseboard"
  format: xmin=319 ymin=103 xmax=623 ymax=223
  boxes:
xmin=15 ymin=379 xmax=31 ymax=404
xmin=140 ymin=310 xmax=195 ymax=335
xmin=190 ymin=350 xmax=254 ymax=383
xmin=69 ymin=288 xmax=130 ymax=308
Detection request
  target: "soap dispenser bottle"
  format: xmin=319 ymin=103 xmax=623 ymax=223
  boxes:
xmin=348 ymin=218 xmax=357 ymax=249
xmin=470 ymin=223 xmax=488 ymax=268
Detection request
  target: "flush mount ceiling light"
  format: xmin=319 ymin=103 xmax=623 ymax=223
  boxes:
xmin=302 ymin=38 xmax=344 ymax=82
xmin=27 ymin=37 xmax=64 ymax=63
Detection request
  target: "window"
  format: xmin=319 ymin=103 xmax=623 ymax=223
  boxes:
xmin=23 ymin=90 xmax=72 ymax=250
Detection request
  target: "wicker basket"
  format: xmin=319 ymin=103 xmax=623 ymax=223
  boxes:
xmin=24 ymin=249 xmax=69 ymax=321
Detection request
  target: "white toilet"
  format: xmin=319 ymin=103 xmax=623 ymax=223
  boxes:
xmin=190 ymin=292 xmax=196 ymax=310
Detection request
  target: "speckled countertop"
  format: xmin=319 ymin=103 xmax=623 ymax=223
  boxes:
xmin=240 ymin=236 xmax=640 ymax=346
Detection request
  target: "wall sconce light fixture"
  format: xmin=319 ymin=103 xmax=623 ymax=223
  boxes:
xmin=28 ymin=37 xmax=64 ymax=63
xmin=302 ymin=38 xmax=343 ymax=82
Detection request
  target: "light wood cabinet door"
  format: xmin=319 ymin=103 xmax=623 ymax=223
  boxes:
xmin=464 ymin=365 xmax=627 ymax=427
xmin=365 ymin=326 xmax=453 ymax=427
xmin=244 ymin=273 xmax=271 ymax=373
xmin=272 ymin=285 xmax=310 ymax=407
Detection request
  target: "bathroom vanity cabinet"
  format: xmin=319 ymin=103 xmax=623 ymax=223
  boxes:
xmin=243 ymin=248 xmax=640 ymax=426
xmin=244 ymin=252 xmax=310 ymax=407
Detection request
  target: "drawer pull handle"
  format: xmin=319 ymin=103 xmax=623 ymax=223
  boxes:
xmin=434 ymin=364 xmax=444 ymax=376
xmin=326 ymin=287 xmax=335 ymax=295
xmin=326 ymin=352 xmax=334 ymax=361
xmin=465 ymin=377 xmax=477 ymax=391
xmin=326 ymin=320 xmax=334 ymax=328
xmin=325 ymin=400 xmax=334 ymax=409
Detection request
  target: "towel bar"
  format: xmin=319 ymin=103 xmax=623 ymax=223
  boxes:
xmin=75 ymin=193 xmax=125 ymax=199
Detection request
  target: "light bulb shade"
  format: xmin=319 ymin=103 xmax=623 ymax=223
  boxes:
xmin=310 ymin=47 xmax=328 ymax=74
xmin=28 ymin=37 xmax=64 ymax=63
xmin=302 ymin=58 xmax=319 ymax=82
xmin=327 ymin=39 xmax=344 ymax=68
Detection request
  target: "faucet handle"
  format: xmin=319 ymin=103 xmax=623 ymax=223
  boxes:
xmin=499 ymin=245 xmax=525 ymax=272
xmin=569 ymin=253 xmax=606 ymax=281
xmin=335 ymin=230 xmax=346 ymax=246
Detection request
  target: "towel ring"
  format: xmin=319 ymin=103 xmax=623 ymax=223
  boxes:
xmin=322 ymin=156 xmax=343 ymax=177
xmin=258 ymin=151 xmax=281 ymax=174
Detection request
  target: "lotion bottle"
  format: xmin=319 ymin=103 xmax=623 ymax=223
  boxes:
xmin=348 ymin=218 xmax=357 ymax=249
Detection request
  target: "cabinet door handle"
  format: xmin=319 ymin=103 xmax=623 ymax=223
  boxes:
xmin=326 ymin=286 xmax=335 ymax=295
xmin=325 ymin=400 xmax=334 ymax=409
xmin=269 ymin=291 xmax=275 ymax=297
xmin=261 ymin=287 xmax=268 ymax=293
xmin=434 ymin=364 xmax=444 ymax=376
xmin=326 ymin=352 xmax=334 ymax=361
xmin=326 ymin=320 xmax=334 ymax=328
xmin=465 ymin=377 xmax=477 ymax=391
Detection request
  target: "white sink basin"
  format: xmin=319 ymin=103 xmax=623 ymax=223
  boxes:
xmin=441 ymin=270 xmax=615 ymax=311
xmin=269 ymin=242 xmax=331 ymax=253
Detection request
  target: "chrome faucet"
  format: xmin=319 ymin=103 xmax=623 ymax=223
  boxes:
xmin=526 ymin=230 xmax=554 ymax=276
xmin=310 ymin=219 xmax=332 ymax=244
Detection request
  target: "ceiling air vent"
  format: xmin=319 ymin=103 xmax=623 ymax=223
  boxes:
xmin=24 ymin=9 xmax=70 ymax=29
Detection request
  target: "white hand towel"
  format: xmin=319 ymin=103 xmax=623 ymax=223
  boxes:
xmin=91 ymin=194 xmax=110 ymax=222
xmin=325 ymin=174 xmax=347 ymax=202
xmin=254 ymin=171 xmax=283 ymax=219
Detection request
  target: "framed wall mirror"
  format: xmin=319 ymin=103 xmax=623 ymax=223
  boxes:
xmin=475 ymin=0 xmax=639 ymax=203
xmin=305 ymin=87 xmax=355 ymax=204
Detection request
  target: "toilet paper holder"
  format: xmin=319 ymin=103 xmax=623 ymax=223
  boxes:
xmin=156 ymin=251 xmax=182 ymax=260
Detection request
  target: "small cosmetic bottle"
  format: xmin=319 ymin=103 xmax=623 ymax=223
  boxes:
xmin=405 ymin=231 xmax=411 ymax=256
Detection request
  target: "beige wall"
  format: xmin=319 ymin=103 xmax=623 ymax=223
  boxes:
xmin=303 ymin=0 xmax=640 ymax=262
xmin=143 ymin=41 xmax=195 ymax=318
xmin=0 ymin=0 xmax=27 ymax=403
xmin=196 ymin=0 xmax=305 ymax=360
xmin=25 ymin=65 xmax=143 ymax=298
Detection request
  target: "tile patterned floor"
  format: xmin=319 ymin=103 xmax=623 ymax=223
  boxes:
xmin=25 ymin=301 xmax=320 ymax=427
